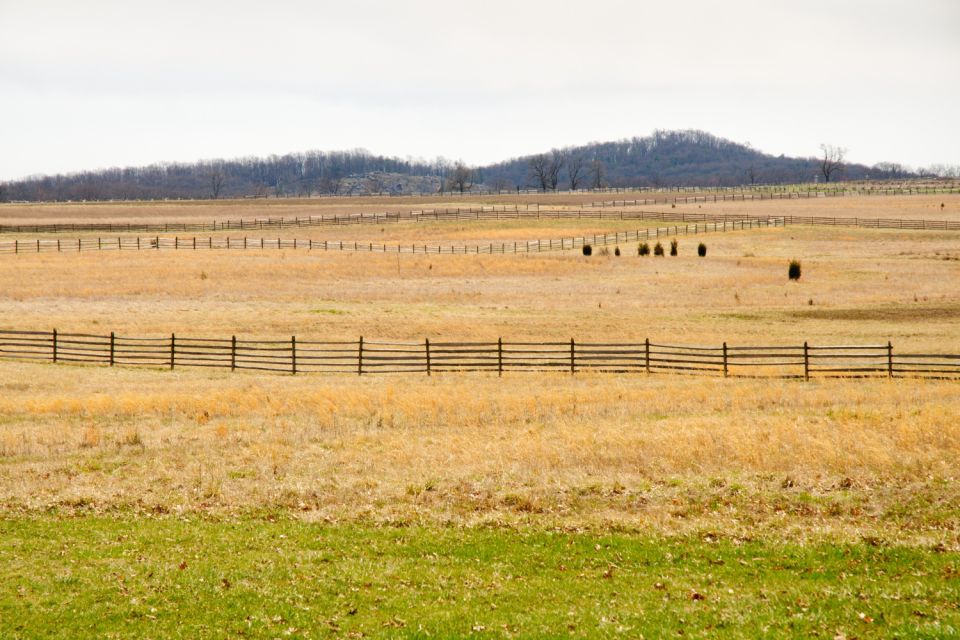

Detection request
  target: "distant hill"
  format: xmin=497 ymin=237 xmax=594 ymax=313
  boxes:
xmin=479 ymin=130 xmax=910 ymax=190
xmin=0 ymin=130 xmax=921 ymax=202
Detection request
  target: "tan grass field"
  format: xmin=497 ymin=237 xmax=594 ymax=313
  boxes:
xmin=1 ymin=192 xmax=958 ymax=545
xmin=4 ymin=190 xmax=958 ymax=225
xmin=1 ymin=362 xmax=957 ymax=545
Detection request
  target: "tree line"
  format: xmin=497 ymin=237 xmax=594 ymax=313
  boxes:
xmin=2 ymin=130 xmax=956 ymax=202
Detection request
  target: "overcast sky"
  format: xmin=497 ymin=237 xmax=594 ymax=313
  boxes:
xmin=1 ymin=0 xmax=957 ymax=180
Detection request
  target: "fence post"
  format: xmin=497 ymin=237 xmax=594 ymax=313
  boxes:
xmin=231 ymin=335 xmax=236 ymax=372
xmin=722 ymin=342 xmax=728 ymax=377
xmin=645 ymin=338 xmax=651 ymax=374
xmin=803 ymin=341 xmax=809 ymax=381
xmin=358 ymin=336 xmax=364 ymax=376
xmin=291 ymin=336 xmax=297 ymax=375
xmin=52 ymin=328 xmax=58 ymax=363
xmin=887 ymin=341 xmax=893 ymax=378
xmin=425 ymin=338 xmax=431 ymax=376
xmin=110 ymin=332 xmax=115 ymax=366
xmin=170 ymin=333 xmax=175 ymax=370
xmin=570 ymin=338 xmax=576 ymax=374
xmin=498 ymin=337 xmax=503 ymax=376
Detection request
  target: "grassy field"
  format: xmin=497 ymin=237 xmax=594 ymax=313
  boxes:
xmin=1 ymin=191 xmax=959 ymax=636
xmin=3 ymin=518 xmax=957 ymax=639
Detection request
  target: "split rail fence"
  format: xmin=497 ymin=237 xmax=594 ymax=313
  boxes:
xmin=3 ymin=205 xmax=958 ymax=238
xmin=586 ymin=186 xmax=960 ymax=207
xmin=0 ymin=219 xmax=780 ymax=256
xmin=1 ymin=329 xmax=958 ymax=380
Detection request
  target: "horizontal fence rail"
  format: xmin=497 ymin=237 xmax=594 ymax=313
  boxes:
xmin=6 ymin=183 xmax=959 ymax=210
xmin=3 ymin=204 xmax=957 ymax=238
xmin=0 ymin=219 xmax=780 ymax=256
xmin=586 ymin=186 xmax=960 ymax=207
xmin=0 ymin=205 xmax=543 ymax=235
xmin=1 ymin=330 xmax=958 ymax=380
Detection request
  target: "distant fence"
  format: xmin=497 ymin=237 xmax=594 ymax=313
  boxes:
xmin=0 ymin=206 xmax=547 ymax=235
xmin=1 ymin=329 xmax=958 ymax=379
xmin=587 ymin=187 xmax=960 ymax=208
xmin=0 ymin=219 xmax=779 ymax=256
xmin=4 ymin=203 xmax=959 ymax=237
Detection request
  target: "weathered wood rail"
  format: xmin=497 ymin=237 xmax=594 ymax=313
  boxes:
xmin=1 ymin=330 xmax=957 ymax=379
xmin=3 ymin=205 xmax=957 ymax=238
xmin=0 ymin=219 xmax=779 ymax=255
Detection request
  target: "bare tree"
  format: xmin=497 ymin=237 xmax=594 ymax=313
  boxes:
xmin=590 ymin=159 xmax=605 ymax=189
xmin=209 ymin=165 xmax=226 ymax=199
xmin=566 ymin=155 xmax=585 ymax=190
xmin=747 ymin=163 xmax=758 ymax=185
xmin=319 ymin=175 xmax=343 ymax=195
xmin=446 ymin=161 xmax=473 ymax=194
xmin=528 ymin=154 xmax=550 ymax=191
xmin=819 ymin=144 xmax=847 ymax=183
xmin=365 ymin=173 xmax=387 ymax=195
xmin=546 ymin=150 xmax=564 ymax=191
xmin=491 ymin=177 xmax=511 ymax=193
xmin=0 ymin=181 xmax=6 ymax=202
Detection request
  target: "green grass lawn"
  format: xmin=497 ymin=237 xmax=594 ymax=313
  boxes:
xmin=2 ymin=517 xmax=957 ymax=638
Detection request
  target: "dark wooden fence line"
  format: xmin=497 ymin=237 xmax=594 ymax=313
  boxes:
xmin=1 ymin=330 xmax=958 ymax=379
xmin=8 ymin=184 xmax=959 ymax=210
xmin=0 ymin=205 xmax=545 ymax=235
xmin=0 ymin=219 xmax=780 ymax=256
xmin=587 ymin=186 xmax=960 ymax=208
xmin=4 ymin=204 xmax=958 ymax=241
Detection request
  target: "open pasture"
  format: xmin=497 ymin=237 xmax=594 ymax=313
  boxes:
xmin=2 ymin=190 xmax=959 ymax=637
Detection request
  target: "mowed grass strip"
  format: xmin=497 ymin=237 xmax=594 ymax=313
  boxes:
xmin=2 ymin=517 xmax=957 ymax=639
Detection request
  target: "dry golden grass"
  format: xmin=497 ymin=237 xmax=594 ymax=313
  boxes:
xmin=1 ymin=193 xmax=959 ymax=544
xmin=0 ymin=361 xmax=957 ymax=544
xmin=0 ymin=192 xmax=640 ymax=225
xmin=1 ymin=225 xmax=958 ymax=350
xmin=671 ymin=193 xmax=960 ymax=222
xmin=4 ymin=191 xmax=957 ymax=226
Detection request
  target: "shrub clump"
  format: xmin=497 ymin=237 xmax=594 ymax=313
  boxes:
xmin=654 ymin=242 xmax=664 ymax=256
xmin=638 ymin=242 xmax=650 ymax=256
xmin=698 ymin=243 xmax=707 ymax=257
xmin=582 ymin=244 xmax=592 ymax=256
xmin=670 ymin=239 xmax=678 ymax=256
xmin=614 ymin=246 xmax=621 ymax=257
xmin=789 ymin=259 xmax=802 ymax=280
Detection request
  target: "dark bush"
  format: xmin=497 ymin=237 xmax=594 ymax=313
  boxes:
xmin=614 ymin=246 xmax=621 ymax=257
xmin=670 ymin=239 xmax=678 ymax=256
xmin=789 ymin=260 xmax=802 ymax=280
xmin=638 ymin=242 xmax=650 ymax=256
xmin=582 ymin=244 xmax=592 ymax=256
xmin=698 ymin=243 xmax=707 ymax=257
xmin=654 ymin=242 xmax=664 ymax=256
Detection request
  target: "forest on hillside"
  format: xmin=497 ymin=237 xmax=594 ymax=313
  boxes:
xmin=0 ymin=130 xmax=941 ymax=202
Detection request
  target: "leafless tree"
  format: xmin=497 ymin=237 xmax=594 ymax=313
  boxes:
xmin=528 ymin=154 xmax=550 ymax=191
xmin=491 ymin=177 xmax=511 ymax=193
xmin=319 ymin=175 xmax=343 ymax=195
xmin=365 ymin=173 xmax=387 ymax=195
xmin=566 ymin=155 xmax=585 ymax=190
xmin=590 ymin=159 xmax=605 ymax=189
xmin=0 ymin=181 xmax=7 ymax=202
xmin=747 ymin=163 xmax=758 ymax=185
xmin=446 ymin=161 xmax=473 ymax=194
xmin=209 ymin=165 xmax=226 ymax=199
xmin=546 ymin=150 xmax=564 ymax=191
xmin=819 ymin=144 xmax=847 ymax=183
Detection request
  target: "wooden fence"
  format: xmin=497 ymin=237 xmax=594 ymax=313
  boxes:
xmin=0 ymin=205 xmax=540 ymax=235
xmin=0 ymin=219 xmax=779 ymax=256
xmin=1 ymin=329 xmax=958 ymax=379
xmin=586 ymin=186 xmax=960 ymax=207
xmin=4 ymin=203 xmax=958 ymax=237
